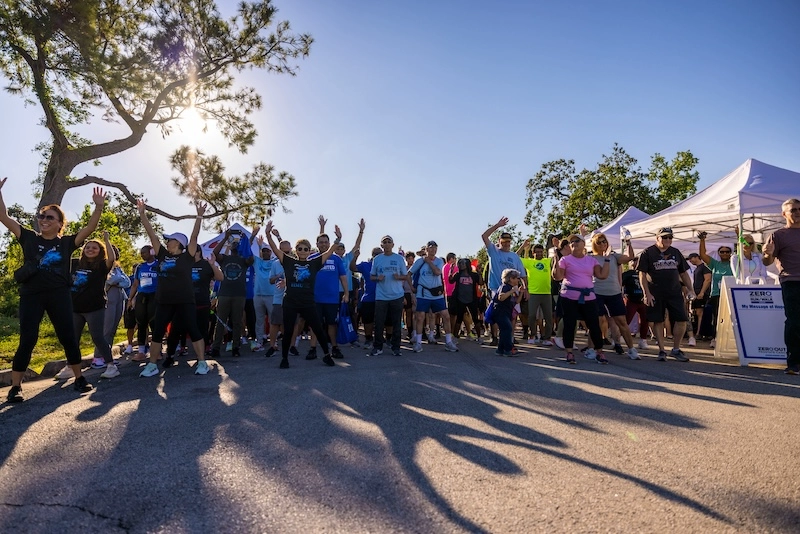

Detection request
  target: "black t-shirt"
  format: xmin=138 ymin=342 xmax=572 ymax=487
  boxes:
xmin=637 ymin=245 xmax=688 ymax=296
xmin=282 ymin=255 xmax=324 ymax=307
xmin=16 ymin=227 xmax=78 ymax=296
xmin=71 ymin=259 xmax=112 ymax=313
xmin=191 ymin=259 xmax=215 ymax=306
xmin=692 ymin=263 xmax=711 ymax=295
xmin=494 ymin=283 xmax=516 ymax=318
xmin=454 ymin=271 xmax=479 ymax=304
xmin=621 ymin=269 xmax=644 ymax=303
xmin=217 ymin=253 xmax=249 ymax=297
xmin=155 ymin=248 xmax=196 ymax=304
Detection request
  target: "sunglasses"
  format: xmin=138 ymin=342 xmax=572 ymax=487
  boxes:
xmin=744 ymin=241 xmax=755 ymax=245
xmin=660 ymin=235 xmax=674 ymax=240
xmin=597 ymin=239 xmax=608 ymax=245
xmin=36 ymin=214 xmax=58 ymax=221
xmin=787 ymin=207 xmax=800 ymax=214
xmin=719 ymin=250 xmax=732 ymax=254
xmin=381 ymin=240 xmax=393 ymax=244
xmin=569 ymin=239 xmax=581 ymax=245
xmin=296 ymin=246 xmax=310 ymax=252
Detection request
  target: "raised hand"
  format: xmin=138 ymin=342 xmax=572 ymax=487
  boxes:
xmin=334 ymin=224 xmax=342 ymax=241
xmin=763 ymin=241 xmax=775 ymax=256
xmin=357 ymin=218 xmax=365 ymax=232
xmin=496 ymin=216 xmax=509 ymax=227
xmin=102 ymin=230 xmax=110 ymax=241
xmin=195 ymin=202 xmax=207 ymax=216
xmin=92 ymin=187 xmax=107 ymax=207
xmin=136 ymin=199 xmax=146 ymax=215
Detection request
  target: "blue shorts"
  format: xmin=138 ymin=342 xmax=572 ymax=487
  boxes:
xmin=594 ymin=293 xmax=626 ymax=317
xmin=415 ymin=298 xmax=447 ymax=314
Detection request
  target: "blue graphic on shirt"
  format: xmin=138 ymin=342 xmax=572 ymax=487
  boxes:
xmin=40 ymin=249 xmax=62 ymax=268
xmin=159 ymin=257 xmax=178 ymax=275
xmin=71 ymin=269 xmax=91 ymax=292
xmin=294 ymin=264 xmax=311 ymax=282
xmin=224 ymin=263 xmax=243 ymax=281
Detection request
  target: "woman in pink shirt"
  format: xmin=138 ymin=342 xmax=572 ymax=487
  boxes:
xmin=554 ymin=234 xmax=610 ymax=364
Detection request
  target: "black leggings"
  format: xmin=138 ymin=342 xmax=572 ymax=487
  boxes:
xmin=151 ymin=302 xmax=204 ymax=344
xmin=244 ymin=298 xmax=256 ymax=340
xmin=166 ymin=305 xmax=212 ymax=355
xmin=135 ymin=292 xmax=157 ymax=346
xmin=281 ymin=303 xmax=329 ymax=358
xmin=560 ymin=297 xmax=603 ymax=351
xmin=13 ymin=288 xmax=81 ymax=372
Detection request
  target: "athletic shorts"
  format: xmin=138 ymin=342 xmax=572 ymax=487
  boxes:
xmin=316 ymin=302 xmax=339 ymax=325
xmin=416 ymin=297 xmax=446 ymax=314
xmin=270 ymin=304 xmax=283 ymax=325
xmin=646 ymin=293 xmax=688 ymax=324
xmin=595 ymin=293 xmax=626 ymax=317
xmin=360 ymin=301 xmax=376 ymax=324
xmin=403 ymin=293 xmax=414 ymax=310
xmin=123 ymin=308 xmax=137 ymax=329
xmin=447 ymin=295 xmax=458 ymax=313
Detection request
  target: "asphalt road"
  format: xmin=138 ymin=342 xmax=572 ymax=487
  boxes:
xmin=1 ymin=336 xmax=798 ymax=533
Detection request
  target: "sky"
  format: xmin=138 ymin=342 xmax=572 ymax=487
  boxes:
xmin=1 ymin=0 xmax=799 ymax=257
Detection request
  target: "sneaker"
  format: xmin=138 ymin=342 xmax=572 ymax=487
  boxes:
xmin=596 ymin=352 xmax=609 ymax=364
xmin=638 ymin=339 xmax=649 ymax=349
xmin=413 ymin=343 xmax=423 ymax=353
xmin=232 ymin=347 xmax=240 ymax=358
xmin=100 ymin=364 xmax=120 ymax=379
xmin=211 ymin=348 xmax=220 ymax=359
xmin=784 ymin=366 xmax=800 ymax=375
xmin=265 ymin=346 xmax=276 ymax=358
xmin=710 ymin=339 xmax=716 ymax=349
xmin=541 ymin=340 xmax=554 ymax=347
xmin=279 ymin=358 xmax=290 ymax=369
xmin=251 ymin=341 xmax=263 ymax=352
xmin=139 ymin=362 xmax=159 ymax=377
xmin=584 ymin=348 xmax=597 ymax=361
xmin=322 ymin=354 xmax=335 ymax=367
xmin=305 ymin=347 xmax=318 ymax=360
xmin=225 ymin=341 xmax=233 ymax=352
xmin=289 ymin=346 xmax=300 ymax=356
xmin=331 ymin=346 xmax=344 ymax=359
xmin=56 ymin=365 xmax=75 ymax=379
xmin=181 ymin=345 xmax=189 ymax=356
xmin=392 ymin=349 xmax=402 ymax=356
xmin=124 ymin=344 xmax=133 ymax=355
xmin=444 ymin=341 xmax=459 ymax=352
xmin=687 ymin=336 xmax=697 ymax=347
xmin=602 ymin=338 xmax=611 ymax=346
xmin=132 ymin=352 xmax=148 ymax=362
xmin=241 ymin=336 xmax=248 ymax=345
xmin=350 ymin=340 xmax=362 ymax=348
xmin=508 ymin=347 xmax=519 ymax=357
xmin=494 ymin=349 xmax=504 ymax=356
xmin=627 ymin=348 xmax=641 ymax=360
xmin=670 ymin=349 xmax=690 ymax=362
xmin=73 ymin=375 xmax=92 ymax=393
xmin=613 ymin=343 xmax=624 ymax=355
xmin=195 ymin=360 xmax=209 ymax=375
xmin=427 ymin=333 xmax=437 ymax=345
xmin=162 ymin=355 xmax=175 ymax=368
xmin=554 ymin=337 xmax=565 ymax=349
xmin=7 ymin=385 xmax=24 ymax=403
xmin=369 ymin=346 xmax=383 ymax=356
xmin=527 ymin=338 xmax=537 ymax=345
xmin=566 ymin=352 xmax=576 ymax=365
xmin=657 ymin=350 xmax=667 ymax=362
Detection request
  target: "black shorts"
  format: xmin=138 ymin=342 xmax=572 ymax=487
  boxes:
xmin=360 ymin=301 xmax=376 ymax=324
xmin=123 ymin=308 xmax=137 ymax=329
xmin=647 ymin=293 xmax=689 ymax=324
xmin=403 ymin=293 xmax=413 ymax=310
xmin=595 ymin=293 xmax=626 ymax=317
xmin=316 ymin=302 xmax=339 ymax=325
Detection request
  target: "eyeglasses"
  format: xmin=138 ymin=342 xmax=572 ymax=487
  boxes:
xmin=569 ymin=239 xmax=581 ymax=245
xmin=36 ymin=214 xmax=58 ymax=221
xmin=296 ymin=246 xmax=310 ymax=252
xmin=660 ymin=235 xmax=674 ymax=240
xmin=597 ymin=240 xmax=608 ymax=245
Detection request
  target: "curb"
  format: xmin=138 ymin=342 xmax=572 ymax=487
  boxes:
xmin=0 ymin=344 xmax=123 ymax=387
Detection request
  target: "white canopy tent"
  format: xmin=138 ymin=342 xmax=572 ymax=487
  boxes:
xmin=624 ymin=159 xmax=799 ymax=256
xmin=592 ymin=206 xmax=649 ymax=250
xmin=199 ymin=222 xmax=259 ymax=258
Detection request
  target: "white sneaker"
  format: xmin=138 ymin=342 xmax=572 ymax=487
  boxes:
xmin=584 ymin=348 xmax=597 ymax=361
xmin=444 ymin=341 xmax=459 ymax=352
xmin=540 ymin=340 xmax=554 ymax=347
xmin=124 ymin=344 xmax=133 ymax=355
xmin=554 ymin=337 xmax=565 ymax=349
xmin=90 ymin=358 xmax=106 ymax=369
xmin=688 ymin=336 xmax=696 ymax=347
xmin=56 ymin=365 xmax=75 ymax=379
xmin=251 ymin=341 xmax=263 ymax=351
xmin=100 ymin=364 xmax=120 ymax=379
xmin=527 ymin=338 xmax=536 ymax=344
xmin=427 ymin=333 xmax=436 ymax=344
xmin=710 ymin=339 xmax=716 ymax=348
xmin=195 ymin=360 xmax=209 ymax=375
xmin=139 ymin=362 xmax=159 ymax=377
xmin=628 ymin=348 xmax=641 ymax=360
xmin=637 ymin=339 xmax=649 ymax=349
xmin=413 ymin=342 xmax=423 ymax=353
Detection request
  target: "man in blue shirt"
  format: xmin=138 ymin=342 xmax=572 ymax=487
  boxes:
xmin=370 ymin=235 xmax=408 ymax=356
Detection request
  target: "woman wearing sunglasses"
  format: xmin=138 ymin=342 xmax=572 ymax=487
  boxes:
xmin=731 ymin=231 xmax=767 ymax=284
xmin=264 ymin=219 xmax=340 ymax=369
xmin=698 ymin=232 xmax=734 ymax=348
xmin=0 ymin=178 xmax=106 ymax=403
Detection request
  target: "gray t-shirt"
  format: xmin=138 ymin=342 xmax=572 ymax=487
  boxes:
xmin=593 ymin=252 xmax=622 ymax=296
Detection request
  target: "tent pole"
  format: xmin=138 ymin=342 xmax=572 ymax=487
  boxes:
xmin=737 ymin=212 xmax=745 ymax=283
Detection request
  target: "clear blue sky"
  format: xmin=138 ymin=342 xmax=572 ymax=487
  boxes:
xmin=1 ymin=0 xmax=798 ymax=256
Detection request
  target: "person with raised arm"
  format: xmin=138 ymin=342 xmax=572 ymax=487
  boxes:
xmin=264 ymin=219 xmax=340 ymax=369
xmin=136 ymin=200 xmax=211 ymax=376
xmin=0 ymin=178 xmax=105 ymax=402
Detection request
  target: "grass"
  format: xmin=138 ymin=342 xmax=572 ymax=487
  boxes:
xmin=0 ymin=315 xmax=128 ymax=373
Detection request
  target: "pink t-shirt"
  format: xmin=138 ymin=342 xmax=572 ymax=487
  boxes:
xmin=443 ymin=261 xmax=458 ymax=297
xmin=558 ymin=254 xmax=597 ymax=301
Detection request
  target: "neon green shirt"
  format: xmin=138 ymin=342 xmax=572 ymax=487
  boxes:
xmin=521 ymin=257 xmax=551 ymax=294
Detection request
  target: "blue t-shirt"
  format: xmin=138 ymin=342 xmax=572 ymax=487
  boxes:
xmin=370 ymin=253 xmax=408 ymax=301
xmin=410 ymin=257 xmax=445 ymax=300
xmin=313 ymin=253 xmax=346 ymax=304
xmin=338 ymin=251 xmax=356 ymax=292
xmin=356 ymin=261 xmax=377 ymax=303
xmin=270 ymin=261 xmax=285 ymax=306
xmin=253 ymin=256 xmax=276 ymax=296
xmin=486 ymin=246 xmax=526 ymax=292
xmin=134 ymin=260 xmax=159 ymax=294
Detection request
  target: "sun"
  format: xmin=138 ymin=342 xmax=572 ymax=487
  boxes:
xmin=179 ymin=106 xmax=208 ymax=146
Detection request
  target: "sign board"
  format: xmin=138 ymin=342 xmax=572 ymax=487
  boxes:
xmin=716 ymin=277 xmax=786 ymax=365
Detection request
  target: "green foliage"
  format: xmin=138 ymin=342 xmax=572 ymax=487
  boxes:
xmin=524 ymin=144 xmax=699 ymax=242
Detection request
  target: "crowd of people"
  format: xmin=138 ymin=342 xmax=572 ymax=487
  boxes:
xmin=2 ymin=176 xmax=799 ymax=404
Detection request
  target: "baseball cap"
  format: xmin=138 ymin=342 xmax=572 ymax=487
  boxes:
xmin=687 ymin=252 xmax=700 ymax=259
xmin=656 ymin=227 xmax=674 ymax=237
xmin=427 ymin=240 xmax=438 ymax=247
xmin=381 ymin=235 xmax=393 ymax=243
xmin=499 ymin=232 xmax=512 ymax=240
xmin=164 ymin=232 xmax=188 ymax=248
